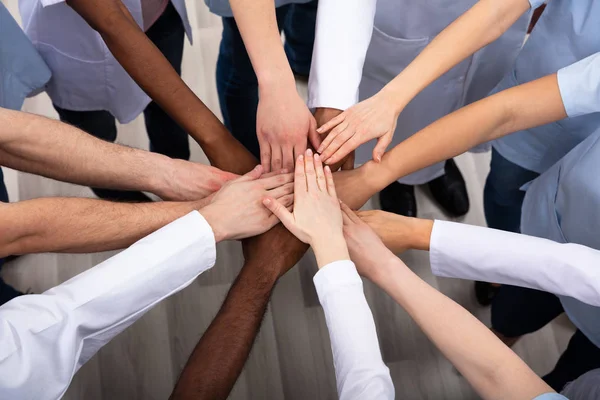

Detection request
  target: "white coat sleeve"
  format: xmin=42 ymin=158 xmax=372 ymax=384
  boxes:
xmin=0 ymin=211 xmax=217 ymax=400
xmin=307 ymin=0 xmax=377 ymax=111
xmin=557 ymin=52 xmax=600 ymax=118
xmin=429 ymin=220 xmax=600 ymax=307
xmin=313 ymin=260 xmax=394 ymax=400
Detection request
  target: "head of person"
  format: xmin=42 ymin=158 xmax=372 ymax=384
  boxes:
xmin=560 ymin=369 xmax=600 ymax=399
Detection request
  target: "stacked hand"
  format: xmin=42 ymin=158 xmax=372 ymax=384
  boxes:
xmin=316 ymin=92 xmax=400 ymax=165
xmin=200 ymin=165 xmax=294 ymax=242
xmin=263 ymin=149 xmax=350 ymax=268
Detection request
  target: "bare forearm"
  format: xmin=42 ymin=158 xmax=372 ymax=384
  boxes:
xmin=66 ymin=0 xmax=256 ymax=172
xmin=382 ymin=0 xmax=530 ymax=110
xmin=0 ymin=197 xmax=206 ymax=257
xmin=369 ymin=74 xmax=567 ymax=192
xmin=374 ymin=258 xmax=552 ymax=400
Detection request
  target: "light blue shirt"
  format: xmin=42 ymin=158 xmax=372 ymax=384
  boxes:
xmin=492 ymin=0 xmax=600 ymax=174
xmin=0 ymin=2 xmax=50 ymax=110
xmin=521 ymin=129 xmax=600 ymax=350
xmin=533 ymin=394 xmax=568 ymax=400
xmin=204 ymin=0 xmax=311 ymax=17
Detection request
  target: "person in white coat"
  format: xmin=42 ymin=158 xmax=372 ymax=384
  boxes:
xmin=309 ymin=0 xmax=531 ymax=218
xmin=0 ymin=165 xmax=290 ymax=400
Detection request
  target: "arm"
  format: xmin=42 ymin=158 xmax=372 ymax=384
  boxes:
xmin=0 ymin=108 xmax=237 ymax=201
xmin=317 ymin=0 xmax=535 ymax=164
xmin=359 ymin=210 xmax=600 ymax=308
xmin=65 ymin=0 xmax=256 ymax=173
xmin=342 ymin=206 xmax=555 ymax=400
xmin=229 ymin=0 xmax=317 ymax=172
xmin=0 ymin=211 xmax=218 ymax=400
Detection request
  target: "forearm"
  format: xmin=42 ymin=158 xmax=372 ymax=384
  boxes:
xmin=374 ymin=257 xmax=552 ymax=400
xmin=170 ymin=259 xmax=278 ymax=400
xmin=368 ymin=74 xmax=566 ymax=192
xmin=381 ymin=0 xmax=531 ymax=110
xmin=229 ymin=0 xmax=295 ymax=91
xmin=66 ymin=0 xmax=256 ymax=172
xmin=0 ymin=197 xmax=207 ymax=257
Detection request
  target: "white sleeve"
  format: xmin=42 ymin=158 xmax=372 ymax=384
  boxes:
xmin=313 ymin=260 xmax=394 ymax=400
xmin=557 ymin=52 xmax=600 ymax=117
xmin=0 ymin=211 xmax=216 ymax=400
xmin=429 ymin=220 xmax=600 ymax=307
xmin=307 ymin=0 xmax=377 ymax=111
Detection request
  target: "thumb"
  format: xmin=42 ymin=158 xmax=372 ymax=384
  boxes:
xmin=372 ymin=133 xmax=392 ymax=163
xmin=308 ymin=116 xmax=322 ymax=150
xmin=236 ymin=165 xmax=263 ymax=182
xmin=263 ymin=196 xmax=297 ymax=233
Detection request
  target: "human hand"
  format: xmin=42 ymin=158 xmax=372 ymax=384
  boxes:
xmin=357 ymin=210 xmax=433 ymax=253
xmin=333 ymin=162 xmax=380 ymax=210
xmin=313 ymin=107 xmax=355 ymax=171
xmin=340 ymin=203 xmax=397 ymax=281
xmin=316 ymin=92 xmax=400 ymax=165
xmin=200 ymin=165 xmax=294 ymax=242
xmin=263 ymin=149 xmax=349 ymax=268
xmin=257 ymin=87 xmax=316 ymax=172
xmin=157 ymin=159 xmax=238 ymax=201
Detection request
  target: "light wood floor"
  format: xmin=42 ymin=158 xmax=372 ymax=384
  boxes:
xmin=1 ymin=1 xmax=575 ymax=399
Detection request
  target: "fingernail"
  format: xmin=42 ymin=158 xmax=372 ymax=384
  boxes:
xmin=298 ymin=155 xmax=304 ymax=161
xmin=317 ymin=127 xmax=323 ymax=133
xmin=315 ymin=153 xmax=321 ymax=161
xmin=325 ymin=165 xmax=331 ymax=172
xmin=306 ymin=149 xmax=313 ymax=156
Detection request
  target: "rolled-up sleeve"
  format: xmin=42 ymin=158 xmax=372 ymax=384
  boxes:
xmin=0 ymin=211 xmax=217 ymax=400
xmin=307 ymin=0 xmax=377 ymax=111
xmin=430 ymin=220 xmax=600 ymax=307
xmin=557 ymin=52 xmax=600 ymax=118
xmin=314 ymin=260 xmax=394 ymax=400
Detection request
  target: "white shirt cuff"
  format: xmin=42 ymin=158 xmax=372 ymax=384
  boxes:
xmin=313 ymin=260 xmax=360 ymax=301
xmin=557 ymin=52 xmax=600 ymax=118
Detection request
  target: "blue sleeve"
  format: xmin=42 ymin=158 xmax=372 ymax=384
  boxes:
xmin=528 ymin=0 xmax=546 ymax=8
xmin=533 ymin=393 xmax=569 ymax=400
xmin=557 ymin=53 xmax=600 ymax=118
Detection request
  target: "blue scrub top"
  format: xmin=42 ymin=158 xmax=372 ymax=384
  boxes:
xmin=492 ymin=0 xmax=600 ymax=174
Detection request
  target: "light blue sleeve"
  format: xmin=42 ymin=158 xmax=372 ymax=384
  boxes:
xmin=528 ymin=0 xmax=546 ymax=8
xmin=557 ymin=52 xmax=600 ymax=118
xmin=533 ymin=393 xmax=569 ymax=400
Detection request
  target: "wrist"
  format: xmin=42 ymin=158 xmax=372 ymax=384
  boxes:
xmin=148 ymin=154 xmax=177 ymax=199
xmin=360 ymin=160 xmax=389 ymax=194
xmin=312 ymin=235 xmax=350 ymax=269
xmin=258 ymin=68 xmax=296 ymax=94
xmin=370 ymin=252 xmax=402 ymax=286
xmin=199 ymin=205 xmax=227 ymax=243
xmin=409 ymin=219 xmax=434 ymax=251
xmin=379 ymin=81 xmax=412 ymax=115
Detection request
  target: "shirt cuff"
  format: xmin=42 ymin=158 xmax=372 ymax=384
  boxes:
xmin=41 ymin=0 xmax=66 ymax=7
xmin=313 ymin=260 xmax=361 ymax=302
xmin=557 ymin=52 xmax=600 ymax=118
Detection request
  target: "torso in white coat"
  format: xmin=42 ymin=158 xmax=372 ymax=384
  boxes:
xmin=358 ymin=0 xmax=530 ymax=184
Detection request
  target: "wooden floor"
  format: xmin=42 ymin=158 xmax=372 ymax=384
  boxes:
xmin=2 ymin=1 xmax=575 ymax=399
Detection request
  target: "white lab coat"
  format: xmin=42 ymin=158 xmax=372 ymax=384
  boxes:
xmin=18 ymin=0 xmax=192 ymax=123
xmin=430 ymin=220 xmax=600 ymax=308
xmin=0 ymin=211 xmax=216 ymax=400
xmin=309 ymin=0 xmax=530 ymax=184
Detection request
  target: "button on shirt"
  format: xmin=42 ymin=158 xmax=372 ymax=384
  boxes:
xmin=0 ymin=212 xmax=216 ymax=400
xmin=313 ymin=260 xmax=395 ymax=399
xmin=493 ymin=0 xmax=600 ymax=174
xmin=18 ymin=0 xmax=192 ymax=123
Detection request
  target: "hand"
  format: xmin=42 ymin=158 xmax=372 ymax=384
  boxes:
xmin=313 ymin=107 xmax=355 ymax=172
xmin=263 ymin=149 xmax=349 ymax=268
xmin=358 ymin=210 xmax=432 ymax=253
xmin=157 ymin=159 xmax=238 ymax=201
xmin=200 ymin=165 xmax=294 ymax=242
xmin=316 ymin=92 xmax=400 ymax=165
xmin=340 ymin=203 xmax=396 ymax=281
xmin=257 ymin=87 xmax=316 ymax=172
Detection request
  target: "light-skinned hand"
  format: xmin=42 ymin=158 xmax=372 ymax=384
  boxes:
xmin=358 ymin=210 xmax=433 ymax=253
xmin=316 ymin=92 xmax=399 ymax=165
xmin=257 ymin=87 xmax=317 ymax=173
xmin=200 ymin=165 xmax=294 ymax=242
xmin=341 ymin=203 xmax=397 ymax=281
xmin=263 ymin=149 xmax=349 ymax=268
xmin=313 ymin=107 xmax=356 ymax=171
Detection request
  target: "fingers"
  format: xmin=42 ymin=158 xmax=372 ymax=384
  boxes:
xmin=282 ymin=145 xmax=295 ymax=172
xmin=316 ymin=112 xmax=346 ymax=134
xmin=268 ymin=181 xmax=294 ymax=198
xmin=235 ymin=165 xmax=263 ymax=182
xmin=307 ymin=115 xmax=322 ymax=150
xmin=341 ymin=151 xmax=356 ymax=171
xmin=263 ymin=196 xmax=296 ymax=234
xmin=314 ymin=153 xmax=326 ymax=191
xmin=320 ymin=126 xmax=353 ymax=161
xmin=259 ymin=172 xmax=294 ymax=190
xmin=324 ymin=165 xmax=337 ymax=199
xmin=340 ymin=202 xmax=353 ymax=226
xmin=373 ymin=132 xmax=393 ymax=163
xmin=317 ymin=120 xmax=348 ymax=156
xmin=261 ymin=168 xmax=289 ymax=179
xmin=271 ymin=146 xmax=283 ymax=172
xmin=295 ymin=154 xmax=307 ymax=194
xmin=260 ymin=142 xmax=272 ymax=173
xmin=304 ymin=149 xmax=318 ymax=192
xmin=278 ymin=193 xmax=294 ymax=208
xmin=340 ymin=202 xmax=361 ymax=223
xmin=293 ymin=142 xmax=306 ymax=167
xmin=325 ymin=135 xmax=361 ymax=165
